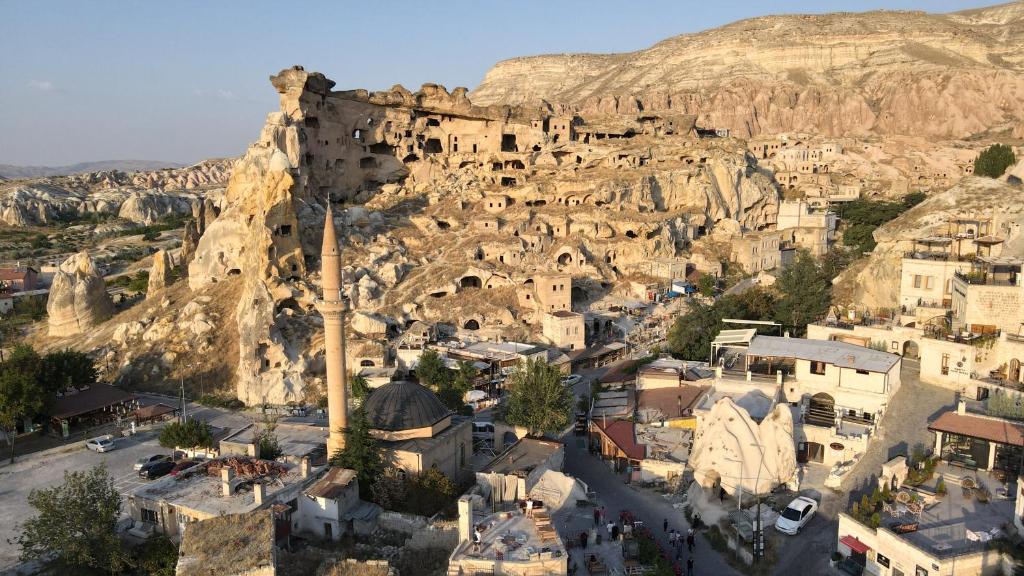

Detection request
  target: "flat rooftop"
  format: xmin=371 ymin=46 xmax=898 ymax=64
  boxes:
xmin=450 ymin=510 xmax=564 ymax=564
xmin=223 ymin=421 xmax=328 ymax=459
xmin=884 ymin=466 xmax=1017 ymax=558
xmin=696 ymin=379 xmax=777 ymax=421
xmin=131 ymin=459 xmax=309 ymax=517
xmin=483 ymin=438 xmax=562 ymax=477
xmin=748 ymin=336 xmax=900 ymax=373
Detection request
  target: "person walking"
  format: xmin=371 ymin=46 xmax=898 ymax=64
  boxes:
xmin=686 ymin=556 xmax=695 ymax=576
xmin=606 ymin=521 xmax=614 ymax=539
xmin=663 ymin=518 xmax=668 ymax=533
xmin=579 ymin=531 xmax=588 ymax=550
xmin=593 ymin=507 xmax=601 ymax=526
xmin=686 ymin=529 xmax=695 ymax=553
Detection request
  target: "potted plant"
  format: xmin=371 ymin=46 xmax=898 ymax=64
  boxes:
xmin=830 ymin=551 xmax=842 ymax=568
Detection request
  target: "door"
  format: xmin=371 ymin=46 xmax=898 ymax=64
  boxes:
xmin=324 ymin=522 xmax=333 ymax=540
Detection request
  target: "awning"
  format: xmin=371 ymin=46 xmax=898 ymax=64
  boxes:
xmin=839 ymin=535 xmax=870 ymax=555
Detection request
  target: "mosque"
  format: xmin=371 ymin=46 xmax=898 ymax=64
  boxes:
xmin=318 ymin=209 xmax=472 ymax=480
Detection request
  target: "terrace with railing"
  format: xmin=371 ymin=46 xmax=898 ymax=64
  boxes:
xmin=954 ymin=270 xmax=1019 ymax=287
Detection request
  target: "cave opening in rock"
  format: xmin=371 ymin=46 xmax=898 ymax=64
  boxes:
xmin=460 ymin=275 xmax=482 ymax=289
xmin=463 ymin=319 xmax=480 ymax=331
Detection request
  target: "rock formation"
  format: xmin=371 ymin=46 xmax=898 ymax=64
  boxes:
xmin=47 ymin=251 xmax=115 ymax=337
xmin=147 ymin=249 xmax=173 ymax=297
xmin=0 ymin=159 xmax=230 ymax=227
xmin=689 ymin=398 xmax=797 ymax=495
xmin=184 ymin=66 xmax=781 ymax=404
xmin=471 ymin=4 xmax=1024 ymax=141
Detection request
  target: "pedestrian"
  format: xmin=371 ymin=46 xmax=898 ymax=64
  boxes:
xmin=675 ymin=541 xmax=681 ymax=560
xmin=663 ymin=518 xmax=668 ymax=532
xmin=687 ymin=529 xmax=695 ymax=553
xmin=593 ymin=507 xmax=601 ymax=526
xmin=669 ymin=529 xmax=677 ymax=546
xmin=473 ymin=525 xmax=483 ymax=553
xmin=606 ymin=521 xmax=614 ymax=539
xmin=611 ymin=523 xmax=620 ymax=541
xmin=686 ymin=556 xmax=694 ymax=576
xmin=525 ymin=498 xmax=534 ymax=518
xmin=719 ymin=485 xmax=726 ymax=502
xmin=579 ymin=531 xmax=588 ymax=550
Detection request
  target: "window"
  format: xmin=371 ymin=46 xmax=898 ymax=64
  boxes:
xmin=811 ymin=361 xmax=826 ymax=375
xmin=141 ymin=508 xmax=158 ymax=524
xmin=913 ymin=275 xmax=922 ymax=289
xmin=875 ymin=553 xmax=890 ymax=568
xmin=915 ymin=566 xmax=928 ymax=576
xmin=925 ymin=276 xmax=934 ymax=290
xmin=856 ymin=369 xmax=869 ymax=375
xmin=941 ymin=353 xmax=950 ymax=376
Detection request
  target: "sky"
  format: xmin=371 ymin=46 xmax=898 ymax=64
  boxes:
xmin=0 ymin=0 xmax=998 ymax=167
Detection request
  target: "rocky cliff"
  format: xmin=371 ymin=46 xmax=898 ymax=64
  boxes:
xmin=0 ymin=159 xmax=231 ymax=227
xmin=471 ymin=3 xmax=1024 ymax=140
xmin=47 ymin=251 xmax=115 ymax=337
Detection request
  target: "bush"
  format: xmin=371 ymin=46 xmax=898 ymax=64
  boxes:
xmin=870 ymin=512 xmax=881 ymax=528
xmin=198 ymin=395 xmax=245 ymax=410
xmin=974 ymin=144 xmax=1016 ymax=178
xmin=936 ymin=477 xmax=947 ymax=496
xmin=159 ymin=419 xmax=214 ymax=450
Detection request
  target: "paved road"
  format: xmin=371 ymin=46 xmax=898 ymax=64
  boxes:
xmin=562 ymin=432 xmax=742 ymax=576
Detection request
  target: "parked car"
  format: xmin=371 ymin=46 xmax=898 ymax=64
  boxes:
xmin=138 ymin=460 xmax=175 ymax=480
xmin=169 ymin=460 xmax=199 ymax=476
xmin=85 ymin=437 xmax=116 ymax=453
xmin=561 ymin=374 xmax=583 ymax=387
xmin=134 ymin=454 xmax=170 ymax=471
xmin=775 ymin=496 xmax=818 ymax=535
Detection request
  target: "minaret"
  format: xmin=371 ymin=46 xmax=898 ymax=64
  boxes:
xmin=317 ymin=206 xmax=349 ymax=457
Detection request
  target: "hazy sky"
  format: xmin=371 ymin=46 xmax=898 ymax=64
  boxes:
xmin=0 ymin=0 xmax=997 ymax=166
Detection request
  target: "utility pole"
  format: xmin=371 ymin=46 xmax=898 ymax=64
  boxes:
xmin=180 ymin=375 xmax=186 ymax=423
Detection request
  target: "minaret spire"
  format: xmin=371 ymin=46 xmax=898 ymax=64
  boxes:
xmin=317 ymin=205 xmax=349 ymax=457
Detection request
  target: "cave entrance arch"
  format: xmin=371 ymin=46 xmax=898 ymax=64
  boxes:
xmin=557 ymin=253 xmax=573 ymax=266
xmin=460 ymin=275 xmax=482 ymax=289
xmin=806 ymin=393 xmax=836 ymax=428
xmin=463 ymin=319 xmax=480 ymax=331
xmin=902 ymin=340 xmax=919 ymax=360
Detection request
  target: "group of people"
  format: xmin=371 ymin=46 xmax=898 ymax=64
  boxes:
xmin=664 ymin=518 xmax=697 ymax=576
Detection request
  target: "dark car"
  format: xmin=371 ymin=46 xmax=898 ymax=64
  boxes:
xmin=169 ymin=460 xmax=199 ymax=476
xmin=134 ymin=454 xmax=170 ymax=471
xmin=139 ymin=460 xmax=175 ymax=480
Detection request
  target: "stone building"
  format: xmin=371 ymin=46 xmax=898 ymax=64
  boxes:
xmin=362 ymin=380 xmax=473 ymax=481
xmin=541 ymin=310 xmax=584 ymax=351
xmin=730 ymin=229 xmax=782 ymax=273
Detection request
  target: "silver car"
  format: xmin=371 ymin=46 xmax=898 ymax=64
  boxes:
xmin=85 ymin=437 xmax=116 ymax=453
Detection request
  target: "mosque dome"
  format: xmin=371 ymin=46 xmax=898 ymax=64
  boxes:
xmin=363 ymin=381 xmax=451 ymax=432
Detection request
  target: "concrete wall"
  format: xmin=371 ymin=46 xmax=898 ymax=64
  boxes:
xmin=542 ymin=312 xmax=584 ymax=351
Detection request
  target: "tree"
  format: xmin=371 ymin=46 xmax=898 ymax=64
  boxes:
xmin=666 ymin=287 xmax=776 ymax=361
xmin=254 ymin=416 xmax=282 ymax=460
xmin=697 ymin=273 xmax=716 ymax=298
xmin=0 ymin=345 xmax=45 ymax=463
xmin=131 ymin=535 xmax=178 ymax=576
xmin=504 ymin=357 xmax=572 ymax=436
xmin=17 ymin=464 xmax=129 ymax=573
xmin=158 ymin=419 xmax=214 ymax=450
xmin=329 ymin=406 xmax=382 ymax=494
xmin=41 ymin=349 xmax=98 ymax=392
xmin=350 ymin=373 xmax=371 ymax=402
xmin=415 ymin=348 xmax=450 ymax=389
xmin=406 ymin=468 xmax=459 ymax=516
xmin=127 ymin=271 xmax=149 ymax=293
xmin=774 ymin=250 xmax=832 ymax=335
xmin=974 ymin=144 xmax=1016 ymax=178
xmin=437 ymin=360 xmax=476 ymax=415
xmin=843 ymin=224 xmax=878 ymax=254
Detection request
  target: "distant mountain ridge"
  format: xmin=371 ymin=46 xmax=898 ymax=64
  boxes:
xmin=0 ymin=160 xmax=185 ymax=180
xmin=470 ymin=1 xmax=1024 ymax=140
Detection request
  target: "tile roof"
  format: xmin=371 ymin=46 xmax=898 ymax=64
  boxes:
xmin=594 ymin=419 xmax=645 ymax=460
xmin=50 ymin=385 xmax=134 ymax=420
xmin=928 ymin=411 xmax=1024 ymax=447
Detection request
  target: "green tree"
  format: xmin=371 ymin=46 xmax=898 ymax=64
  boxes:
xmin=0 ymin=345 xmax=45 ymax=462
xmin=131 ymin=535 xmax=178 ymax=576
xmin=158 ymin=419 xmax=214 ymax=450
xmin=843 ymin=223 xmax=878 ymax=254
xmin=415 ymin=348 xmax=450 ymax=389
xmin=437 ymin=360 xmax=476 ymax=415
xmin=774 ymin=250 xmax=832 ymax=335
xmin=350 ymin=373 xmax=371 ymax=402
xmin=902 ymin=191 xmax=927 ymax=209
xmin=254 ymin=416 xmax=281 ymax=460
xmin=405 ymin=468 xmax=459 ymax=516
xmin=974 ymin=144 xmax=1016 ymax=178
xmin=504 ymin=357 xmax=571 ymax=436
xmin=696 ymin=274 xmax=716 ymax=298
xmin=41 ymin=349 xmax=98 ymax=392
xmin=17 ymin=464 xmax=129 ymax=573
xmin=127 ymin=271 xmax=149 ymax=293
xmin=666 ymin=301 xmax=721 ymax=361
xmin=329 ymin=406 xmax=383 ymax=494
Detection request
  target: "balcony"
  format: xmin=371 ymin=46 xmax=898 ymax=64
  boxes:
xmin=954 ymin=271 xmax=1019 ymax=287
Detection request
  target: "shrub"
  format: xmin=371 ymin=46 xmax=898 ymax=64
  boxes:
xmin=870 ymin=513 xmax=881 ymax=528
xmin=936 ymin=477 xmax=947 ymax=496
